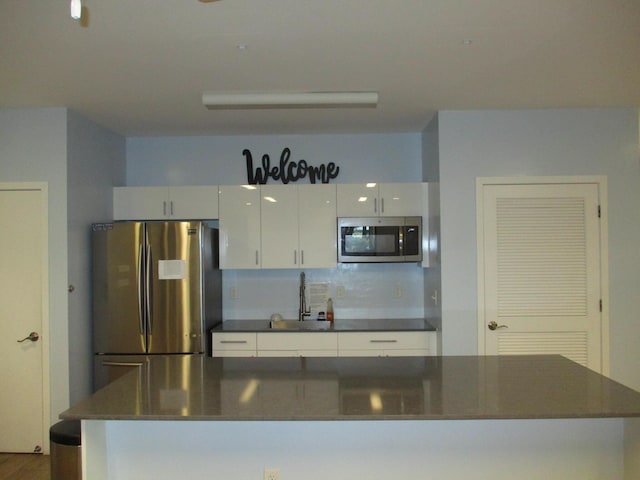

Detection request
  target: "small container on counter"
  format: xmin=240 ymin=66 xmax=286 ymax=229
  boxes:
xmin=317 ymin=311 xmax=326 ymax=321
xmin=326 ymin=298 xmax=334 ymax=323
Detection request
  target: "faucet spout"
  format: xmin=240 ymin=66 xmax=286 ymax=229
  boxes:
xmin=298 ymin=271 xmax=310 ymax=322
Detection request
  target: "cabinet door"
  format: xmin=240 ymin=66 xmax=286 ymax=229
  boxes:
xmin=218 ymin=185 xmax=261 ymax=269
xmin=338 ymin=331 xmax=432 ymax=357
xmin=336 ymin=183 xmax=379 ymax=216
xmin=378 ymin=183 xmax=423 ymax=216
xmin=169 ymin=186 xmax=219 ymax=219
xmin=298 ymin=184 xmax=337 ymax=268
xmin=211 ymin=332 xmax=257 ymax=357
xmin=260 ymin=185 xmax=299 ymax=268
xmin=113 ymin=186 xmax=169 ymax=220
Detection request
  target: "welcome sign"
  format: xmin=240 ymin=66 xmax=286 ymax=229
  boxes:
xmin=244 ymin=148 xmax=340 ymax=184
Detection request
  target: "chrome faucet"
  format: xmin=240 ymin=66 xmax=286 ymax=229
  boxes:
xmin=298 ymin=271 xmax=310 ymax=322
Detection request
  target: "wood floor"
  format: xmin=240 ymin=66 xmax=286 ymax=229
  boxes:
xmin=0 ymin=454 xmax=50 ymax=480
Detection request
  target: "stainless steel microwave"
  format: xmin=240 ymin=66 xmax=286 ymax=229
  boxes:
xmin=337 ymin=217 xmax=422 ymax=263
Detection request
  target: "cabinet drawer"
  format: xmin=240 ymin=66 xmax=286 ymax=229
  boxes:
xmin=211 ymin=333 xmax=256 ymax=357
xmin=257 ymin=332 xmax=338 ymax=352
xmin=338 ymin=332 xmax=430 ymax=351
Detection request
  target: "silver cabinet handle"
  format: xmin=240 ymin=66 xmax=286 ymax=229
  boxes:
xmin=220 ymin=340 xmax=248 ymax=344
xmin=374 ymin=198 xmax=377 ymax=213
xmin=381 ymin=197 xmax=384 ymax=213
xmin=369 ymin=339 xmax=397 ymax=344
xmin=170 ymin=200 xmax=174 ymax=216
xmin=294 ymin=250 xmax=297 ymax=265
xmin=255 ymin=250 xmax=259 ymax=265
xmin=301 ymin=250 xmax=304 ymax=265
xmin=17 ymin=332 xmax=39 ymax=343
xmin=163 ymin=201 xmax=167 ymax=216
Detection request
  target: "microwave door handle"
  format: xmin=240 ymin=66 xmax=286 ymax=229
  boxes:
xmin=399 ymin=227 xmax=404 ymax=256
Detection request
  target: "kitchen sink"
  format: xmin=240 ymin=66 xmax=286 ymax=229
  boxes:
xmin=269 ymin=319 xmax=332 ymax=331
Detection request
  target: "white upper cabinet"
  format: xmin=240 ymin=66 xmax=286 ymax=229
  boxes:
xmin=260 ymin=185 xmax=299 ymax=269
xmin=297 ymin=184 xmax=337 ymax=268
xmin=218 ymin=185 xmax=261 ymax=269
xmin=169 ymin=186 xmax=219 ymax=219
xmin=336 ymin=183 xmax=423 ymax=217
xmin=261 ymin=184 xmax=337 ymax=269
xmin=113 ymin=186 xmax=218 ymax=220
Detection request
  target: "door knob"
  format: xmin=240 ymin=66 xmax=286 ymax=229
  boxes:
xmin=17 ymin=332 xmax=39 ymax=343
xmin=488 ymin=321 xmax=508 ymax=331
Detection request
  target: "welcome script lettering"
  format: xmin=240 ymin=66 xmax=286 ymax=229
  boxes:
xmin=244 ymin=148 xmax=340 ymax=184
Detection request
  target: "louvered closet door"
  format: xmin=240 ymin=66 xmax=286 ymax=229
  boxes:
xmin=481 ymin=183 xmax=602 ymax=372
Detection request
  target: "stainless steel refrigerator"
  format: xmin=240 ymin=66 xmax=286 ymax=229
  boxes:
xmin=92 ymin=221 xmax=221 ymax=390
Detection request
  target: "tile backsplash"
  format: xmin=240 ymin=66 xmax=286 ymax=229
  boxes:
xmin=222 ymin=263 xmax=425 ymax=321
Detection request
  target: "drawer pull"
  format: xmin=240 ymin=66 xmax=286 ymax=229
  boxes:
xmin=220 ymin=340 xmax=248 ymax=344
xmin=369 ymin=339 xmax=398 ymax=344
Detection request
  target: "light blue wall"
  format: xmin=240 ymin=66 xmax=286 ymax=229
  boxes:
xmin=126 ymin=133 xmax=427 ymax=321
xmin=126 ymin=133 xmax=422 ymax=185
xmin=0 ymin=107 xmax=126 ymax=418
xmin=0 ymin=108 xmax=70 ymax=421
xmin=67 ymin=110 xmax=126 ymax=402
xmin=437 ymin=108 xmax=640 ymax=390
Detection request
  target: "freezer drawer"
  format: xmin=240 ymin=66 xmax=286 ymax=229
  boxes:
xmin=93 ymin=355 xmax=148 ymax=391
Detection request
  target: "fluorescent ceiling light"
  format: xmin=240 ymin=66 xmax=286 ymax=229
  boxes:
xmin=202 ymin=91 xmax=378 ymax=109
xmin=70 ymin=0 xmax=82 ymax=19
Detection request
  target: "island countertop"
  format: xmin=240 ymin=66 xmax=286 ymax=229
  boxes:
xmin=61 ymin=354 xmax=640 ymax=421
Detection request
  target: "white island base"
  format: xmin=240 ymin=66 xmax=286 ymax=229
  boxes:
xmin=83 ymin=418 xmax=640 ymax=480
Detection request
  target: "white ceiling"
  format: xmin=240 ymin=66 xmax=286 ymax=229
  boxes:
xmin=1 ymin=0 xmax=639 ymax=137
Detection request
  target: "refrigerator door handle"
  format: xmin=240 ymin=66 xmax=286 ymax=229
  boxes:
xmin=137 ymin=243 xmax=144 ymax=335
xmin=146 ymin=244 xmax=153 ymax=334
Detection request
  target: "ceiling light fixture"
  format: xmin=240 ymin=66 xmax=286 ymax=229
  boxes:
xmin=202 ymin=91 xmax=379 ymax=110
xmin=70 ymin=0 xmax=82 ymax=19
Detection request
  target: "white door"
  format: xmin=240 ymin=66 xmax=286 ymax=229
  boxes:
xmin=0 ymin=186 xmax=47 ymax=452
xmin=478 ymin=180 xmax=605 ymax=373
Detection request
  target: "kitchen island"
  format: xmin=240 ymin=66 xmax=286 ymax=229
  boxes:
xmin=62 ymin=355 xmax=640 ymax=479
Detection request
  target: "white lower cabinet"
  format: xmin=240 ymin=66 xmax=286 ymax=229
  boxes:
xmin=211 ymin=332 xmax=257 ymax=357
xmin=256 ymin=332 xmax=338 ymax=357
xmin=337 ymin=331 xmax=434 ymax=357
xmin=212 ymin=331 xmax=436 ymax=357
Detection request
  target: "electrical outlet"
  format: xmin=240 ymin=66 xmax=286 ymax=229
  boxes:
xmin=394 ymin=283 xmax=403 ymax=298
xmin=336 ymin=285 xmax=346 ymax=298
xmin=264 ymin=468 xmax=280 ymax=480
xmin=230 ymin=286 xmax=238 ymax=299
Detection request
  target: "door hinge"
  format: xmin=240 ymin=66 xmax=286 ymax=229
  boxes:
xmin=598 ymin=205 xmax=601 ymax=218
xmin=599 ymin=299 xmax=603 ymax=312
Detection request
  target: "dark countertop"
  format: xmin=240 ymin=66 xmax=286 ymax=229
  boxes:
xmin=61 ymin=355 xmax=640 ymax=421
xmin=211 ymin=318 xmax=437 ymax=332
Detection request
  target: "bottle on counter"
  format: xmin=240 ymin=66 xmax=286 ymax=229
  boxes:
xmin=326 ymin=298 xmax=334 ymax=323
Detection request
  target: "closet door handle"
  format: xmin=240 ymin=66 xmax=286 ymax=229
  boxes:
xmin=17 ymin=332 xmax=39 ymax=343
xmin=488 ymin=321 xmax=509 ymax=331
